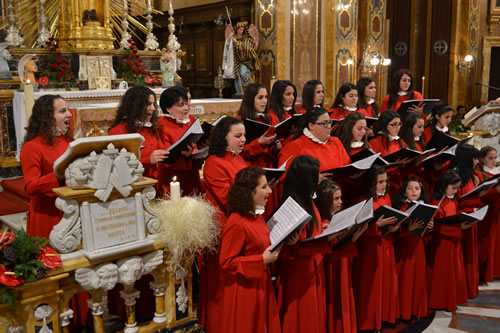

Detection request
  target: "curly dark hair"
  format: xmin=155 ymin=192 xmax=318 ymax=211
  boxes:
xmin=293 ymin=107 xmax=328 ymax=139
xmin=301 ymin=80 xmax=324 ymax=111
xmin=360 ymin=165 xmax=389 ymax=199
xmin=281 ymin=155 xmax=320 ymax=238
xmin=314 ymin=179 xmax=341 ymax=221
xmin=357 ymin=77 xmax=379 ymax=116
xmin=387 ymin=69 xmax=416 ymax=111
xmin=400 ymin=112 xmax=426 ymax=151
xmin=333 ymin=112 xmax=369 ymax=155
xmin=23 ymin=94 xmax=72 ymax=146
xmin=374 ymin=110 xmax=404 ymax=151
xmin=392 ymin=177 xmax=429 ymax=210
xmin=238 ymin=82 xmax=270 ymax=123
xmin=111 ymin=86 xmax=158 ymax=135
xmin=208 ymin=117 xmax=243 ymax=157
xmin=329 ymin=83 xmax=357 ymax=111
xmin=270 ymin=80 xmax=297 ymax=121
xmin=227 ymin=167 xmax=267 ymax=216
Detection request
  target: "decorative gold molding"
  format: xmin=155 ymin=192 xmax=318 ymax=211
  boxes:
xmin=489 ymin=0 xmax=500 ymax=29
xmin=481 ymin=36 xmax=500 ymax=102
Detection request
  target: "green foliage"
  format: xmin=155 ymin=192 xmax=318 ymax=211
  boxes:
xmin=0 ymin=289 xmax=14 ymax=305
xmin=449 ymin=117 xmax=470 ymax=134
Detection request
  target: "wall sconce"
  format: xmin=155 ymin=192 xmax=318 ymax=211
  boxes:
xmin=360 ymin=50 xmax=391 ymax=74
xmin=458 ymin=54 xmax=474 ymax=72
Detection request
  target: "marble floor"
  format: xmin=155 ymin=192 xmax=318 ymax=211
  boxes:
xmin=422 ymin=281 xmax=500 ymax=332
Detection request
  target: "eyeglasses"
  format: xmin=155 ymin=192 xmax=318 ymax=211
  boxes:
xmin=388 ymin=122 xmax=402 ymax=127
xmin=314 ymin=120 xmax=335 ymax=128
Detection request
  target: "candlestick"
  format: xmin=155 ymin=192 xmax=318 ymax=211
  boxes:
xmin=421 ymin=76 xmax=425 ymax=98
xmin=170 ymin=176 xmax=181 ymax=200
xmin=24 ymin=80 xmax=35 ymax=122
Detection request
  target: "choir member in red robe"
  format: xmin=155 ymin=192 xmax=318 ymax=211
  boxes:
xmin=238 ymin=83 xmax=280 ymax=168
xmin=157 ymin=86 xmax=201 ymax=196
xmin=477 ymin=146 xmax=500 ymax=281
xmin=451 ymin=145 xmax=487 ymax=299
xmin=199 ymin=117 xmax=248 ymax=333
xmin=108 ymin=86 xmax=167 ymax=179
xmin=219 ymin=167 xmax=281 ymax=333
xmin=381 ymin=68 xmax=423 ymax=114
xmin=269 ymin=80 xmax=297 ymax=121
xmin=277 ymin=108 xmax=351 ymax=172
xmin=369 ymin=110 xmax=409 ymax=196
xmin=357 ymin=77 xmax=380 ymax=118
xmin=328 ymin=83 xmax=368 ymax=120
xmin=275 ymin=155 xmax=336 ymax=333
xmin=351 ymin=166 xmax=400 ymax=331
xmin=298 ymin=79 xmax=325 ymax=114
xmin=21 ymin=95 xmax=72 ymax=239
xmin=427 ymin=170 xmax=468 ymax=311
xmin=423 ymin=102 xmax=453 ymax=143
xmin=393 ymin=178 xmax=432 ymax=320
xmin=315 ymin=180 xmax=368 ymax=333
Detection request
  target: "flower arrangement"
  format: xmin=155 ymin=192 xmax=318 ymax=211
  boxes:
xmin=0 ymin=229 xmax=62 ymax=304
xmin=115 ymin=39 xmax=161 ymax=86
xmin=36 ymin=37 xmax=77 ymax=89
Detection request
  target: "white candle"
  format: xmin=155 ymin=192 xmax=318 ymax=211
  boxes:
xmin=24 ymin=80 xmax=35 ymax=122
xmin=421 ymin=76 xmax=425 ymax=98
xmin=170 ymin=176 xmax=181 ymax=200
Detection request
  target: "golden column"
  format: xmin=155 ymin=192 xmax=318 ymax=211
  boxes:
xmin=58 ymin=0 xmax=115 ymax=49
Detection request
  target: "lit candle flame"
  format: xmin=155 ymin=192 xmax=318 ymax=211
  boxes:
xmin=26 ymin=79 xmax=30 ymax=84
xmin=173 ymin=176 xmax=177 ymax=182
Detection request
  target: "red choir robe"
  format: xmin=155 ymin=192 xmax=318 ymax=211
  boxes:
xmin=352 ymin=194 xmax=399 ymax=331
xmin=278 ymin=135 xmax=351 ymax=173
xmin=458 ymin=178 xmax=485 ymax=299
xmin=276 ymin=205 xmax=332 ymax=333
xmin=426 ymin=197 xmax=467 ymax=311
xmin=324 ymin=226 xmax=358 ymax=333
xmin=108 ymin=123 xmax=163 ymax=179
xmin=342 ymin=144 xmax=371 ymax=207
xmin=423 ymin=125 xmax=449 ymax=145
xmin=369 ymin=135 xmax=407 ymax=196
xmin=219 ymin=213 xmax=281 ymax=333
xmin=198 ymin=152 xmax=248 ymax=333
xmin=477 ymin=170 xmax=500 ymax=281
xmin=20 ymin=135 xmax=71 ymax=238
xmin=157 ymin=115 xmax=202 ymax=196
xmin=381 ymin=91 xmax=423 ymax=113
xmin=240 ymin=112 xmax=280 ymax=168
xmin=394 ymin=202 xmax=428 ymax=320
xmin=361 ymin=103 xmax=378 ymax=118
xmin=329 ymin=107 xmax=368 ymax=120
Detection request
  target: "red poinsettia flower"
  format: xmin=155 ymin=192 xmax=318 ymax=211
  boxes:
xmin=126 ymin=60 xmax=133 ymax=66
xmin=37 ymin=245 xmax=62 ymax=269
xmin=145 ymin=76 xmax=153 ymax=84
xmin=38 ymin=76 xmax=49 ymax=87
xmin=56 ymin=72 xmax=63 ymax=78
xmin=55 ymin=58 xmax=62 ymax=64
xmin=62 ymin=63 xmax=67 ymax=69
xmin=56 ymin=51 xmax=62 ymax=56
xmin=131 ymin=66 xmax=137 ymax=72
xmin=0 ymin=231 xmax=14 ymax=249
xmin=134 ymin=60 xmax=140 ymax=66
xmin=51 ymin=63 xmax=58 ymax=69
xmin=0 ymin=264 xmax=21 ymax=286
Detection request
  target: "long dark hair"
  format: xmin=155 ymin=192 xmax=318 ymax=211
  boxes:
xmin=400 ymin=113 xmax=426 ymax=150
xmin=111 ymin=86 xmax=158 ymax=135
xmin=208 ymin=117 xmax=243 ymax=157
xmin=238 ymin=82 xmax=270 ymax=123
xmin=228 ymin=167 xmax=266 ymax=216
xmin=374 ymin=110 xmax=404 ymax=150
xmin=387 ymin=69 xmax=415 ymax=111
xmin=393 ymin=177 xmax=429 ymax=209
xmin=333 ymin=112 xmax=369 ymax=155
xmin=432 ymin=169 xmax=462 ymax=201
xmin=479 ymin=146 xmax=497 ymax=180
xmin=270 ymin=80 xmax=297 ymax=121
xmin=314 ymin=179 xmax=341 ymax=221
xmin=23 ymin=94 xmax=72 ymax=146
xmin=449 ymin=145 xmax=480 ymax=188
xmin=360 ymin=165 xmax=389 ymax=199
xmin=281 ymin=155 xmax=320 ymax=238
xmin=357 ymin=77 xmax=379 ymax=116
xmin=301 ymin=80 xmax=323 ymax=111
xmin=293 ymin=107 xmax=328 ymax=140
xmin=330 ymin=83 xmax=357 ymax=112
xmin=427 ymin=102 xmax=453 ymax=136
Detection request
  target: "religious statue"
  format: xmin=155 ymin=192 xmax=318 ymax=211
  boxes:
xmin=82 ymin=9 xmax=99 ymax=24
xmin=225 ymin=21 xmax=260 ymax=95
xmin=160 ymin=48 xmax=176 ymax=88
xmin=18 ymin=54 xmax=39 ymax=85
xmin=0 ymin=43 xmax=11 ymax=80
